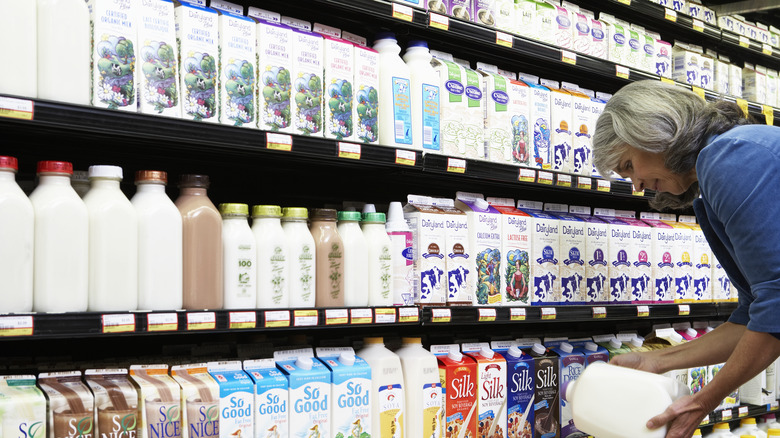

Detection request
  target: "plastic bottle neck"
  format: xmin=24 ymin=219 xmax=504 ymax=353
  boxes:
xmin=179 ymin=187 xmax=208 ymax=196
xmin=0 ymin=170 xmax=15 ymax=183
xmin=373 ymin=39 xmax=401 ymax=55
xmin=254 ymin=216 xmax=281 ymax=223
xmin=135 ymin=182 xmax=167 ymax=194
xmin=90 ymin=178 xmax=122 ymax=190
xmin=38 ymin=174 xmax=73 ymax=186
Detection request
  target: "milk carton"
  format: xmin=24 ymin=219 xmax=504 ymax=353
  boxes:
xmin=525 ymin=344 xmax=560 ymax=438
xmin=243 ymin=359 xmax=288 ymax=438
xmin=682 ymin=218 xmax=712 ymax=303
xmin=547 ymin=342 xmax=585 ymax=438
xmin=495 ymin=0 xmax=515 ymax=33
xmin=129 ymin=365 xmax=182 ymax=438
xmin=39 ymin=372 xmax=95 ymax=438
xmin=432 ymin=344 xmax=478 ymax=438
xmin=564 ymin=85 xmax=592 ymax=176
xmin=175 ymin=1 xmax=219 ymax=123
xmin=457 ymin=61 xmax=487 ymax=160
xmin=0 ymin=375 xmax=47 ymax=438
xmin=589 ymin=95 xmax=607 ymax=178
xmin=594 ymin=209 xmax=632 ymax=304
xmin=207 ymin=361 xmax=253 ymax=438
xmin=404 ymin=195 xmax=447 ymax=304
xmin=252 ymin=17 xmax=294 ymax=133
xmin=577 ymin=341 xmax=609 ymax=367
xmin=712 ymin=51 xmax=730 ymax=95
xmin=508 ymin=79 xmax=532 ymax=167
xmin=136 ymin=0 xmax=180 ymax=118
xmin=462 ymin=343 xmax=508 ymax=438
xmin=322 ymin=35 xmax=356 ymax=141
xmin=709 ymin=362 xmax=739 ymax=410
xmin=615 ymin=210 xmax=653 ymax=304
xmin=659 ymin=217 xmax=694 ymax=303
xmin=546 ymin=84 xmax=573 ymax=173
xmin=639 ymin=29 xmax=658 ymax=74
xmin=431 ymin=52 xmax=467 ymax=158
xmin=699 ymin=51 xmax=714 ymax=91
xmin=625 ymin=26 xmax=643 ymax=70
xmin=275 ymin=349 xmax=330 ymax=438
xmin=477 ymin=62 xmax=515 ymax=165
xmin=729 ymin=60 xmax=743 ymax=97
xmin=353 ymin=43 xmax=380 ymax=144
xmin=711 ymin=252 xmax=731 ymax=303
xmin=534 ymin=0 xmax=555 ymax=46
xmin=571 ymin=10 xmax=590 ymax=55
xmin=600 ymin=13 xmax=628 ymax=66
xmin=515 ymin=0 xmax=537 ymax=41
xmin=672 ymin=41 xmax=700 ymax=87
xmin=315 ymin=347 xmax=372 ymax=438
xmin=455 ymin=192 xmax=502 ymax=306
xmin=544 ymin=204 xmax=586 ymax=305
xmin=491 ymin=343 xmax=534 ymax=438
xmin=291 ymin=28 xmax=324 ymax=136
xmin=170 ymin=364 xmax=220 ymax=438
xmin=655 ymin=38 xmax=673 ymax=79
xmin=588 ymin=16 xmax=607 ymax=60
xmin=487 ymin=197 xmax=532 ymax=306
xmin=85 ymin=0 xmax=138 ymax=112
xmin=432 ymin=197 xmax=474 ymax=305
xmin=448 ymin=0 xmax=473 ymax=22
xmin=522 ymin=81 xmax=551 ymax=169
xmin=552 ymin=4 xmax=573 ymax=50
xmin=744 ymin=64 xmax=768 ymax=104
xmin=569 ymin=206 xmax=609 ymax=304
xmin=766 ymin=69 xmax=779 ymax=108
xmin=639 ymin=213 xmax=676 ymax=304
xmin=473 ymin=0 xmax=497 ymax=27
xmin=84 ymin=369 xmax=139 ymax=438
xmin=516 ymin=200 xmax=560 ymax=305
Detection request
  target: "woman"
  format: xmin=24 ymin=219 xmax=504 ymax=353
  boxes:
xmin=592 ymin=80 xmax=780 ymax=438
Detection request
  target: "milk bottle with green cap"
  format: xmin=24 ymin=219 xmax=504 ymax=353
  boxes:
xmin=0 ymin=156 xmax=33 ymax=313
xmin=362 ymin=212 xmax=393 ymax=306
xmin=252 ymin=205 xmax=289 ymax=308
xmin=282 ymin=207 xmax=316 ymax=307
xmin=338 ymin=211 xmax=369 ymax=307
xmin=220 ymin=203 xmax=256 ymax=309
xmin=0 ymin=375 xmax=47 ymax=438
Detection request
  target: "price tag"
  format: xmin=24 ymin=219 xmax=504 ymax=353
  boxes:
xmin=294 ymin=309 xmax=318 ymax=327
xmin=325 ymin=309 xmax=349 ymax=325
xmin=763 ymin=43 xmax=773 ymax=56
xmin=147 ymin=313 xmax=178 ymax=332
xmin=597 ymin=179 xmax=611 ymax=192
xmin=737 ymin=98 xmax=749 ymax=117
xmin=395 ymin=149 xmax=417 ymax=166
xmin=617 ymin=0 xmax=630 ymax=4
xmin=632 ymin=189 xmax=645 ymax=196
xmin=637 ymin=305 xmax=650 ymax=317
xmin=229 ymin=311 xmax=256 ymax=329
xmin=561 ymin=50 xmax=577 ymax=65
xmin=447 ymin=158 xmax=466 ymax=173
xmin=660 ymin=77 xmax=675 ymax=85
xmin=266 ymin=133 xmax=293 ymax=151
xmin=541 ymin=307 xmax=557 ymax=320
xmin=769 ymin=400 xmax=780 ymax=411
xmin=429 ymin=12 xmax=449 ymax=30
xmin=338 ymin=142 xmax=361 ymax=160
xmin=739 ymin=36 xmax=750 ymax=48
xmin=374 ymin=308 xmax=397 ymax=324
xmin=700 ymin=414 xmax=710 ymax=426
xmin=664 ymin=8 xmax=677 ymax=22
xmin=187 ymin=312 xmax=216 ymax=330
xmin=692 ymin=19 xmax=704 ymax=32
xmin=721 ymin=409 xmax=732 ymax=421
xmin=392 ymin=2 xmax=414 ymax=22
xmin=538 ymin=171 xmax=553 ymax=185
xmin=678 ymin=304 xmax=691 ymax=316
xmin=510 ymin=308 xmax=526 ymax=321
xmin=478 ymin=308 xmax=497 ymax=322
xmin=518 ymin=168 xmax=536 ymax=182
xmin=691 ymin=86 xmax=706 ymax=100
xmin=763 ymin=105 xmax=774 ymax=126
xmin=577 ymin=177 xmax=592 ymax=189
xmin=615 ymin=65 xmax=630 ymax=80
xmin=0 ymin=316 xmax=34 ymax=337
xmin=398 ymin=307 xmax=419 ymax=323
xmin=556 ymin=174 xmax=572 ymax=187
xmin=350 ymin=308 xmax=373 ymax=324
xmin=102 ymin=314 xmax=136 ymax=334
xmin=431 ymin=308 xmax=451 ymax=323
xmin=264 ymin=310 xmax=290 ymax=328
xmin=0 ymin=96 xmax=34 ymax=121
xmin=738 ymin=406 xmax=749 ymax=417
xmin=496 ymin=31 xmax=513 ymax=48
xmin=592 ymin=307 xmax=607 ymax=319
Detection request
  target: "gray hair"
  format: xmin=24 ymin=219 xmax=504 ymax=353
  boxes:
xmin=592 ymin=80 xmax=749 ymax=210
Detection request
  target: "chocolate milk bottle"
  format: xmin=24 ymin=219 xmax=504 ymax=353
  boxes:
xmin=84 ymin=369 xmax=138 ymax=438
xmin=309 ymin=208 xmax=345 ymax=307
xmin=175 ymin=174 xmax=223 ymax=310
xmin=38 ymin=371 xmax=95 ymax=438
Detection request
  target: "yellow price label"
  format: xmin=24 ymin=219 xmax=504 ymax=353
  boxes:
xmin=660 ymin=77 xmax=675 ymax=85
xmin=736 ymin=98 xmax=749 ymax=117
xmin=691 ymin=86 xmax=706 ymax=100
xmin=763 ymin=105 xmax=774 ymax=126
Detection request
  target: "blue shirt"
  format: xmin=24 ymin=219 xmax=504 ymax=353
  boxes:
xmin=694 ymin=124 xmax=780 ymax=333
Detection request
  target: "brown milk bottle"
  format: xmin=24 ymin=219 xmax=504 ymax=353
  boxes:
xmin=175 ymin=174 xmax=223 ymax=309
xmin=309 ymin=208 xmax=345 ymax=307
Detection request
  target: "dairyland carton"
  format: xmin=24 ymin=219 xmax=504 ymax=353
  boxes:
xmin=170 ymin=364 xmax=220 ymax=438
xmin=455 ymin=192 xmax=502 ymax=306
xmin=487 ymin=197 xmax=532 ymax=307
xmin=404 ymin=195 xmax=447 ymax=304
xmin=322 ymin=35 xmax=355 ymax=141
xmin=523 ymin=81 xmax=551 ymax=169
xmin=545 ymin=84 xmax=573 ymax=173
xmin=128 ymin=365 xmax=181 ymax=438
xmin=615 ymin=210 xmax=653 ymax=304
xmin=291 ymin=28 xmax=324 ymax=136
xmin=544 ymin=204 xmax=586 ymax=305
xmin=699 ymin=51 xmax=714 ymax=91
xmin=681 ymin=218 xmax=712 ymax=302
xmin=672 ymin=41 xmax=700 ymax=87
xmin=275 ymin=349 xmax=330 ymax=438
xmin=175 ymin=1 xmax=219 ymax=123
xmin=207 ymin=361 xmax=253 ymax=438
xmin=252 ymin=16 xmax=294 ymax=133
xmin=137 ymin=0 xmax=180 ymax=118
xmin=315 ymin=347 xmax=372 ymax=438
xmin=639 ymin=213 xmax=676 ymax=304
xmin=563 ymin=85 xmax=592 ymax=176
xmin=243 ymin=359 xmax=288 ymax=438
xmin=432 ymin=197 xmax=474 ymax=306
xmin=594 ymin=209 xmax=632 ymax=304
xmin=655 ymin=37 xmax=673 ymax=79
xmin=353 ymin=42 xmax=379 ymax=144
xmin=589 ymin=95 xmax=607 ymax=178
xmin=462 ymin=343 xmax=507 ymax=438
xmin=711 ymin=51 xmax=730 ymax=95
xmin=516 ymin=200 xmax=560 ymax=305
xmin=659 ymin=216 xmax=694 ymax=303
xmin=711 ymin=252 xmax=731 ymax=303
xmin=432 ymin=344 xmax=478 ymax=438
xmin=431 ymin=52 xmax=467 ymax=158
xmin=569 ymin=206 xmax=609 ymax=304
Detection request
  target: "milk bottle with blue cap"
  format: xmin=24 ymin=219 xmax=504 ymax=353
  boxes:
xmin=403 ymin=41 xmax=441 ymax=153
xmin=374 ymin=33 xmax=413 ymax=148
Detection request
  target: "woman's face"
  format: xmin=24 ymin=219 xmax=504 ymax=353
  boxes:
xmin=615 ymin=146 xmax=697 ymax=195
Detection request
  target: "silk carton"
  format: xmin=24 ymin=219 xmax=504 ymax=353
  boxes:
xmin=432 ymin=344 xmax=478 ymax=438
xmin=492 ymin=342 xmax=535 ymax=438
xmin=462 ymin=343 xmax=507 ymax=438
xmin=487 ymin=197 xmax=532 ymax=306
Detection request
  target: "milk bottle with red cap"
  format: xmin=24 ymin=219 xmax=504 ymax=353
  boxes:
xmin=0 ymin=156 xmax=34 ymax=312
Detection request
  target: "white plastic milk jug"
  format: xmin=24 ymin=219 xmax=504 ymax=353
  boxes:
xmin=337 ymin=210 xmax=369 ymax=307
xmin=402 ymin=40 xmax=441 ymax=153
xmin=705 ymin=422 xmax=738 ymax=437
xmin=0 ymin=156 xmax=34 ymax=313
xmin=373 ymin=33 xmax=414 ymax=149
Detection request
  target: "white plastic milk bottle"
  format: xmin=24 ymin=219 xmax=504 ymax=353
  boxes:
xmin=338 ymin=211 xmax=369 ymax=307
xmin=357 ymin=337 xmax=406 ymax=438
xmin=0 ymin=0 xmax=36 ymax=98
xmin=251 ymin=205 xmax=290 ymax=308
xmin=733 ymin=418 xmax=767 ymax=438
xmin=282 ymin=207 xmax=316 ymax=307
xmin=131 ymin=170 xmax=183 ymax=311
xmin=403 ymin=40 xmax=441 ymax=153
xmin=705 ymin=423 xmax=738 ymax=437
xmin=30 ymin=161 xmax=89 ymax=313
xmin=37 ymin=0 xmax=90 ymax=105
xmin=362 ymin=212 xmax=393 ymax=306
xmin=395 ymin=337 xmax=443 ymax=438
xmin=220 ymin=203 xmax=257 ymax=309
xmin=563 ymin=361 xmax=690 ymax=438
xmin=373 ymin=33 xmax=414 ymax=148
xmin=386 ymin=201 xmax=414 ymax=306
xmin=0 ymin=156 xmax=34 ymax=313
xmin=84 ymin=165 xmax=138 ymax=312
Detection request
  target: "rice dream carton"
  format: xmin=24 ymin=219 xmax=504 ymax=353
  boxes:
xmin=491 ymin=342 xmax=535 ymax=438
xmin=432 ymin=197 xmax=474 ymax=306
xmin=455 ymin=192 xmax=502 ymax=306
xmin=432 ymin=344 xmax=478 ymax=438
xmin=322 ymin=34 xmax=355 ymax=141
xmin=544 ymin=204 xmax=586 ymax=305
xmin=170 ymin=364 xmax=220 ymax=438
xmin=315 ymin=347 xmax=372 ymax=438
xmin=243 ymin=359 xmax=289 ymax=438
xmin=353 ymin=42 xmax=379 ymax=144
xmin=639 ymin=213 xmax=676 ymax=304
xmin=251 ymin=15 xmax=294 ymax=133
xmin=659 ymin=215 xmax=694 ymax=303
xmin=615 ymin=211 xmax=653 ymax=304
xmin=0 ymin=375 xmax=47 ymax=438
xmin=681 ymin=217 xmax=712 ymax=302
xmin=487 ymin=197 xmax=532 ymax=306
xmin=137 ymin=0 xmax=180 ymax=118
xmin=523 ymin=81 xmax=551 ymax=170
xmin=461 ymin=343 xmax=507 ymax=438
xmin=569 ymin=205 xmax=609 ymax=304
xmin=207 ymin=361 xmax=254 ymax=438
xmin=404 ymin=195 xmax=447 ymax=304
xmin=291 ymin=28 xmax=324 ymax=136
xmin=547 ymin=342 xmax=585 ymax=438
xmin=175 ymin=1 xmax=219 ymax=123
xmin=594 ymin=209 xmax=632 ymax=304
xmin=275 ymin=349 xmax=330 ymax=438
xmin=431 ymin=52 xmax=467 ymax=158
xmin=516 ymin=200 xmax=560 ymax=305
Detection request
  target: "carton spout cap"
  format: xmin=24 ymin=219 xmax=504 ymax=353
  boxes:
xmin=339 ymin=352 xmax=356 ymax=366
xmin=448 ymin=351 xmax=463 ymax=361
xmin=386 ymin=201 xmax=405 ymax=224
xmin=507 ymin=346 xmax=523 ymax=358
xmin=295 ymin=356 xmax=313 ymax=370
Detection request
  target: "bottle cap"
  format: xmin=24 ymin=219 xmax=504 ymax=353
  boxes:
xmin=282 ymin=207 xmax=309 ymax=220
xmin=338 ymin=352 xmax=356 ymax=366
xmin=741 ymin=418 xmax=757 ymax=426
xmin=362 ymin=203 xmax=376 ymax=214
xmin=386 ymin=201 xmax=406 ymax=225
xmin=363 ymin=337 xmax=384 ymax=345
xmin=584 ymin=342 xmax=598 ymax=351
xmin=362 ymin=212 xmax=386 ymax=223
xmin=447 ymin=351 xmax=463 ymax=362
xmin=37 ymin=161 xmax=73 ymax=175
xmin=374 ymin=32 xmax=396 ymax=41
xmin=609 ymin=338 xmax=622 ymax=349
xmin=338 ymin=211 xmax=362 ymax=222
xmin=713 ymin=423 xmax=731 ymax=430
xmin=88 ymin=165 xmax=123 ymax=180
xmin=311 ymin=208 xmax=338 ymax=221
xmin=767 ymin=428 xmax=780 ymax=437
xmin=692 ymin=428 xmax=701 ymax=436
xmin=479 ymin=346 xmax=494 ymax=359
xmin=295 ymin=356 xmax=313 ymax=370
xmin=630 ymin=337 xmax=644 ymax=348
xmin=135 ymin=170 xmax=168 ymax=185
xmin=532 ymin=343 xmax=546 ymax=355
xmin=559 ymin=342 xmax=573 ymax=353
xmin=402 ymin=337 xmax=422 ymax=345
xmin=0 ymin=156 xmax=18 ymax=172
xmin=686 ymin=327 xmax=698 ymax=337
xmin=407 ymin=40 xmax=429 ymax=48
xmin=179 ymin=174 xmax=210 ymax=188
xmin=507 ymin=346 xmax=523 ymax=358
xmin=219 ymin=203 xmax=249 ymax=216
xmin=253 ymin=205 xmax=282 ymax=218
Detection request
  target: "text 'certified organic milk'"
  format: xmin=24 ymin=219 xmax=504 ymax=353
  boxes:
xmin=291 ymin=28 xmax=324 ymax=136
xmin=323 ymin=35 xmax=356 ymax=141
xmin=243 ymin=359 xmax=288 ymax=438
xmin=252 ymin=17 xmax=294 ymax=133
xmin=174 ymin=1 xmax=219 ymax=123
xmin=136 ymin=0 xmax=180 ymax=118
xmin=353 ymin=43 xmax=380 ymax=144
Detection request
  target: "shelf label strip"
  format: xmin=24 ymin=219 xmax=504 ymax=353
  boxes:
xmin=510 ymin=308 xmax=526 ymax=321
xmin=325 ymin=309 xmax=348 ymax=325
xmin=678 ymin=304 xmax=691 ymax=316
xmin=398 ymin=307 xmax=419 ymax=323
xmin=0 ymin=315 xmax=33 ymax=337
xmin=0 ymin=97 xmax=34 ymax=121
xmin=266 ymin=133 xmax=292 ymax=151
xmin=577 ymin=176 xmax=592 ymax=190
xmin=429 ymin=12 xmax=449 ymax=30
xmin=597 ymin=179 xmax=611 ymax=192
xmin=229 ymin=311 xmax=257 ymax=329
xmin=561 ymin=50 xmax=577 ymax=65
xmin=350 ymin=308 xmax=373 ymax=324
xmin=147 ymin=313 xmax=178 ymax=332
xmin=374 ymin=308 xmax=397 ymax=324
xmin=102 ymin=314 xmax=136 ymax=334
xmin=431 ymin=308 xmax=451 ymax=323
xmin=615 ymin=65 xmax=630 ymax=80
xmin=395 ymin=149 xmax=416 ymax=166
xmin=187 ymin=312 xmax=216 ymax=330
xmin=478 ymin=308 xmax=497 ymax=322
xmin=264 ymin=310 xmax=290 ymax=328
xmin=392 ymin=3 xmax=414 ymax=22
xmin=447 ymin=158 xmax=466 ymax=173
xmin=294 ymin=309 xmax=318 ymax=327
xmin=664 ymin=8 xmax=677 ymax=22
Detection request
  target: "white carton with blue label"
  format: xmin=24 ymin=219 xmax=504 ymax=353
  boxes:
xmin=615 ymin=210 xmax=653 ymax=304
xmin=432 ymin=197 xmax=474 ymax=305
xmin=546 ymin=341 xmax=585 ymax=438
xmin=455 ymin=192 xmax=503 ymax=306
xmin=594 ymin=208 xmax=632 ymax=304
xmin=207 ymin=361 xmax=254 ymax=438
xmin=315 ymin=347 xmax=372 ymax=438
xmin=523 ymin=80 xmax=552 ymax=170
xmin=569 ymin=205 xmax=609 ymax=304
xmin=516 ymin=200 xmax=560 ymax=306
xmin=275 ymin=348 xmax=330 ymax=438
xmin=491 ymin=341 xmax=535 ymax=438
xmin=243 ymin=359 xmax=288 ymax=438
xmin=404 ymin=195 xmax=447 ymax=304
xmin=544 ymin=203 xmax=586 ymax=305
xmin=544 ymin=80 xmax=573 ymax=174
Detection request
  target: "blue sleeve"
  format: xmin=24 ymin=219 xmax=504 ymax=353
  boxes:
xmin=698 ymin=125 xmax=780 ymax=333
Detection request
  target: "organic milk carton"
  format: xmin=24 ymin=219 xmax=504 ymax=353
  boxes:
xmin=525 ymin=343 xmax=559 ymax=438
xmin=743 ymin=63 xmax=768 ymax=104
xmin=129 ymin=365 xmax=181 ymax=438
xmin=571 ymin=9 xmax=590 ymax=55
xmin=252 ymin=16 xmax=294 ymax=133
xmin=321 ymin=33 xmax=356 ymax=141
xmin=84 ymin=369 xmax=139 ymax=438
xmin=659 ymin=216 xmax=694 ymax=303
xmin=455 ymin=192 xmax=502 ymax=306
xmin=289 ymin=27 xmax=324 ymax=136
xmin=615 ymin=210 xmax=653 ymax=304
xmin=547 ymin=342 xmax=585 ymax=438
xmin=588 ymin=16 xmax=607 ymax=60
xmin=353 ymin=43 xmax=380 ymax=144
xmin=455 ymin=60 xmax=487 ymax=160
xmin=699 ymin=51 xmax=714 ymax=91
xmin=522 ymin=81 xmax=551 ymax=170
xmin=655 ymin=37 xmax=673 ymax=79
xmin=274 ymin=349 xmax=330 ymax=438
xmin=432 ymin=345 xmax=478 ymax=438
xmin=432 ymin=197 xmax=474 ymax=305
xmin=563 ymin=85 xmax=592 ymax=176
xmin=462 ymin=343 xmax=507 ymax=438
xmin=39 ymin=372 xmax=95 ymax=438
xmin=544 ymin=83 xmax=573 ymax=174
xmin=404 ymin=195 xmax=447 ymax=304
xmin=569 ymin=206 xmax=609 ymax=304
xmin=477 ymin=62 xmax=514 ymax=164
xmin=207 ymin=362 xmax=253 ymax=438
xmin=672 ymin=41 xmax=700 ymax=87
xmin=170 ymin=364 xmax=219 ymax=438
xmin=639 ymin=213 xmax=676 ymax=304
xmin=625 ymin=25 xmax=643 ymax=70
xmin=594 ymin=209 xmax=632 ymax=304
xmin=552 ymin=4 xmax=573 ymax=50
xmin=315 ymin=348 xmax=372 ymax=438
xmin=516 ymin=200 xmax=560 ymax=306
xmin=491 ymin=342 xmax=534 ymax=438
xmin=0 ymin=375 xmax=47 ymax=438
xmin=543 ymin=204 xmax=586 ymax=305
xmin=175 ymin=1 xmax=219 ymax=123
xmin=431 ymin=52 xmax=467 ymax=158
xmin=86 ymin=0 xmax=137 ymax=112
xmin=242 ymin=359 xmax=288 ymax=438
xmin=487 ymin=197 xmax=532 ymax=306
xmin=136 ymin=0 xmax=180 ymax=118
xmin=682 ymin=218 xmax=712 ymax=302
xmin=600 ymin=13 xmax=628 ymax=66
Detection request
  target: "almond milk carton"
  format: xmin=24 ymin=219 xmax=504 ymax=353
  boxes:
xmin=84 ymin=369 xmax=139 ymax=438
xmin=615 ymin=210 xmax=653 ymax=304
xmin=321 ymin=32 xmax=356 ymax=141
xmin=477 ymin=62 xmax=514 ymax=165
xmin=136 ymin=0 xmax=180 ymax=118
xmin=404 ymin=195 xmax=447 ymax=304
xmin=207 ymin=361 xmax=253 ymax=438
xmin=487 ymin=197 xmax=532 ymax=307
xmin=315 ymin=347 xmax=372 ymax=438
xmin=274 ymin=349 xmax=330 ymax=438
xmin=659 ymin=214 xmax=694 ymax=303
xmin=544 ymin=203 xmax=586 ymax=305
xmin=291 ymin=27 xmax=324 ymax=136
xmin=431 ymin=52 xmax=467 ymax=158
xmin=432 ymin=197 xmax=474 ymax=305
xmin=639 ymin=213 xmax=676 ymax=304
xmin=353 ymin=42 xmax=379 ymax=144
xmin=563 ymin=84 xmax=592 ymax=176
xmin=251 ymin=14 xmax=294 ymax=133
xmin=544 ymin=81 xmax=573 ymax=174
xmin=455 ymin=192 xmax=502 ymax=306
xmin=680 ymin=216 xmax=712 ymax=303
xmin=569 ymin=205 xmax=609 ymax=304
xmin=128 ymin=365 xmax=182 ymax=438
xmin=432 ymin=344 xmax=478 ymax=438
xmin=461 ymin=343 xmax=507 ymax=438
xmin=175 ymin=1 xmax=219 ymax=123
xmin=0 ymin=375 xmax=47 ymax=438
xmin=594 ymin=209 xmax=632 ymax=304
xmin=39 ymin=372 xmax=96 ymax=438
xmin=508 ymin=78 xmax=532 ymax=167
xmin=243 ymin=359 xmax=288 ymax=438
xmin=521 ymin=79 xmax=551 ymax=170
xmin=516 ymin=200 xmax=560 ymax=305
xmin=170 ymin=364 xmax=220 ymax=438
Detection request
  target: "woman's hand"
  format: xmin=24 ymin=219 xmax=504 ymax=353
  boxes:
xmin=609 ymin=351 xmax=664 ymax=374
xmin=645 ymin=395 xmax=709 ymax=438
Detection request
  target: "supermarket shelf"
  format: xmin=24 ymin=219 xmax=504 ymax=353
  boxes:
xmin=703 ymin=400 xmax=780 ymax=428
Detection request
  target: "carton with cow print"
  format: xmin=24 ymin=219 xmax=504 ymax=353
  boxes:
xmin=516 ymin=200 xmax=560 ymax=306
xmin=432 ymin=197 xmax=474 ymax=305
xmin=542 ymin=80 xmax=574 ymax=174
xmin=711 ymin=252 xmax=733 ymax=303
xmin=638 ymin=212 xmax=676 ymax=304
xmin=658 ymin=213 xmax=694 ymax=303
xmin=568 ymin=205 xmax=609 ymax=304
xmin=487 ymin=197 xmax=532 ymax=307
xmin=455 ymin=192 xmax=502 ymax=306
xmin=614 ymin=210 xmax=653 ymax=304
xmin=543 ymin=203 xmax=586 ymax=305
xmin=679 ymin=215 xmax=713 ymax=302
xmin=593 ymin=209 xmax=631 ymax=304
xmin=404 ymin=195 xmax=447 ymax=304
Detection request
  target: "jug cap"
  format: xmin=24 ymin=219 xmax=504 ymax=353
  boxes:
xmin=135 ymin=170 xmax=167 ymax=185
xmin=713 ymin=423 xmax=731 ymax=430
xmin=253 ymin=205 xmax=282 ymax=218
xmin=630 ymin=337 xmax=644 ymax=348
xmin=403 ymin=337 xmax=422 ymax=344
xmin=338 ymin=211 xmax=362 ymax=222
xmin=37 ymin=160 xmax=73 ymax=175
xmin=407 ymin=40 xmax=429 ymax=49
xmin=219 ymin=203 xmax=249 ymax=216
xmin=479 ymin=346 xmax=494 ymax=359
xmin=179 ymin=174 xmax=210 ymax=188
xmin=374 ymin=32 xmax=396 ymax=41
xmin=0 ymin=156 xmax=18 ymax=172
xmin=89 ymin=165 xmax=123 ymax=180
xmin=532 ymin=343 xmax=546 ymax=355
xmin=363 ymin=337 xmax=384 ymax=345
